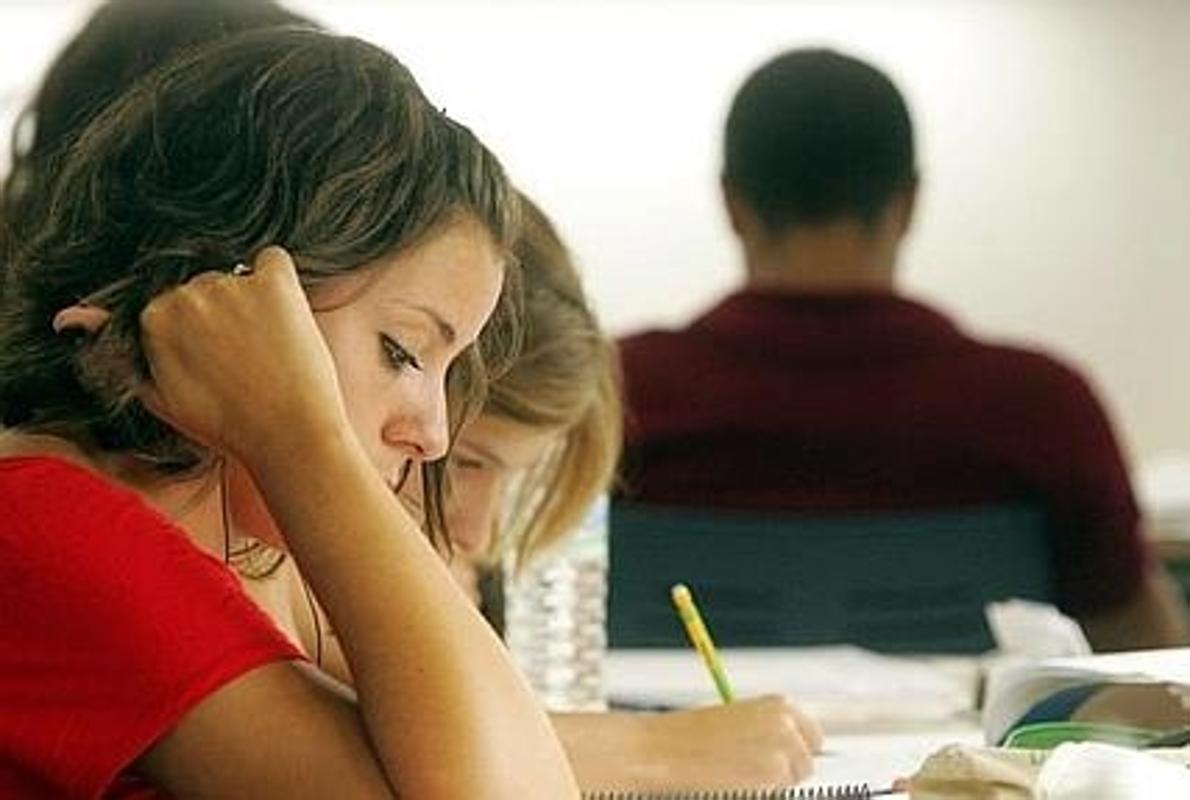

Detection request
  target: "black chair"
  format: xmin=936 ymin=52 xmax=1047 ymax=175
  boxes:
xmin=608 ymin=502 xmax=1055 ymax=654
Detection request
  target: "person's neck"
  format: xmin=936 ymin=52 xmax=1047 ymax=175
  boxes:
xmin=742 ymin=220 xmax=898 ymax=296
xmin=110 ymin=455 xmax=230 ymax=559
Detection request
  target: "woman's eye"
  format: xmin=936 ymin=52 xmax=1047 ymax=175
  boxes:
xmin=451 ymin=454 xmax=486 ymax=471
xmin=381 ymin=334 xmax=421 ymax=372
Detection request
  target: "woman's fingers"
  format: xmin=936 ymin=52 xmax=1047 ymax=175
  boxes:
xmin=136 ymin=380 xmax=214 ymax=452
xmin=253 ymin=244 xmax=298 ymax=275
xmin=51 ymin=303 xmax=112 ymax=334
xmin=751 ymin=695 xmax=818 ymax=781
xmin=135 ymin=245 xmax=346 ymax=462
xmin=787 ymin=696 xmax=825 ymax=754
xmin=636 ymin=693 xmax=821 ymax=788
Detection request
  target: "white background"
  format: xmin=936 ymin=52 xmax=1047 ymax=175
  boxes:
xmin=3 ymin=0 xmax=1189 ymax=485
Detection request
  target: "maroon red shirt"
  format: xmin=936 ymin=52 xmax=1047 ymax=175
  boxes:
xmin=0 ymin=457 xmax=303 ymax=799
xmin=618 ymin=290 xmax=1149 ymax=616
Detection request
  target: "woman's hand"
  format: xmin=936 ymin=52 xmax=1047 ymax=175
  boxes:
xmin=555 ymin=695 xmax=823 ymax=791
xmin=138 ymin=247 xmax=350 ymax=464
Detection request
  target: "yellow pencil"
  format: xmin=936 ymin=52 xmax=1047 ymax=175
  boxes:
xmin=670 ymin=583 xmax=735 ymax=703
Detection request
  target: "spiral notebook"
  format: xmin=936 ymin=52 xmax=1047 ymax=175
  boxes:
xmin=580 ymin=783 xmax=895 ymax=799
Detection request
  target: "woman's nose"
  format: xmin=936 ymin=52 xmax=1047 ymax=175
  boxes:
xmin=421 ymin=380 xmax=452 ymax=461
xmin=417 ymin=400 xmax=450 ymax=462
xmin=384 ymin=381 xmax=450 ymax=462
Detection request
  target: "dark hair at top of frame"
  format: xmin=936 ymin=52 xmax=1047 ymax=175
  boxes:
xmin=0 ymin=27 xmax=520 ymax=477
xmin=2 ymin=0 xmax=322 ymax=249
xmin=723 ymin=48 xmax=917 ymax=232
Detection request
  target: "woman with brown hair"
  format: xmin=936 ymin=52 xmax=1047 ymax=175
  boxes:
xmin=2 ymin=2 xmax=821 ymax=793
xmin=0 ymin=26 xmax=577 ymax=799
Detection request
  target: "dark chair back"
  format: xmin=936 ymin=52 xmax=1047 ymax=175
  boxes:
xmin=608 ymin=502 xmax=1054 ymax=653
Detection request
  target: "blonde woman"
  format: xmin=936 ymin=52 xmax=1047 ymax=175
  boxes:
xmin=282 ymin=192 xmax=823 ymax=791
xmin=435 ymin=194 xmax=825 ymax=793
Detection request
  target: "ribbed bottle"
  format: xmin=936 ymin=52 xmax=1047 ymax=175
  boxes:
xmin=504 ymin=494 xmax=608 ymax=711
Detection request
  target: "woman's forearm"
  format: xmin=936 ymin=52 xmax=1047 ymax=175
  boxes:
xmin=248 ymin=427 xmax=579 ymax=799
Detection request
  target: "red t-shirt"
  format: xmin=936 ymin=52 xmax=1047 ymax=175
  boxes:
xmin=618 ymin=290 xmax=1149 ymax=616
xmin=0 ymin=456 xmax=304 ymax=799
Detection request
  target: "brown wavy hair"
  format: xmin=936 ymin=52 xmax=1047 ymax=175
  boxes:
xmin=0 ymin=28 xmax=521 ymax=548
xmin=1 ymin=0 xmax=319 ymax=258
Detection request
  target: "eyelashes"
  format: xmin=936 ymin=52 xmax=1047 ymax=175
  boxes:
xmin=451 ymin=454 xmax=486 ymax=471
xmin=380 ymin=333 xmax=422 ymax=372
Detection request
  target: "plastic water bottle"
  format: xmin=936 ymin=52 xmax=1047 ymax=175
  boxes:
xmin=503 ymin=494 xmax=608 ymax=712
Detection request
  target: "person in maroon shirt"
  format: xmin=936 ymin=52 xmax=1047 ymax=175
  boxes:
xmin=618 ymin=47 xmax=1188 ymax=651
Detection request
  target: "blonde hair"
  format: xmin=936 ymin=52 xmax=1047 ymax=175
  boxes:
xmin=490 ymin=194 xmax=621 ymax=571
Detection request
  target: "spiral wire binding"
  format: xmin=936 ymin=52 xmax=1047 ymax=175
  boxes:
xmin=582 ymin=783 xmax=880 ymax=799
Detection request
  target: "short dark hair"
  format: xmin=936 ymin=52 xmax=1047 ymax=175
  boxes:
xmin=723 ymin=48 xmax=916 ymax=232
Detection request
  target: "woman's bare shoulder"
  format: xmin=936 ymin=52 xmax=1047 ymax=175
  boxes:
xmin=0 ymin=431 xmax=99 ymax=469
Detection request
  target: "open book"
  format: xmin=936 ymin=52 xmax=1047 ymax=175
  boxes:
xmin=982 ymin=647 xmax=1190 ymax=745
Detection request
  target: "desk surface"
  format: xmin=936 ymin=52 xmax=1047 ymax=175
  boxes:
xmin=808 ymin=718 xmax=983 ymax=791
xmin=605 ymin=646 xmax=986 ymax=791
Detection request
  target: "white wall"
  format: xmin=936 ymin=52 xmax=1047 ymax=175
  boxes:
xmin=3 ymin=0 xmax=1189 ymax=479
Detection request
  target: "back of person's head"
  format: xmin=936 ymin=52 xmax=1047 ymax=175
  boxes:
xmin=0 ymin=28 xmax=518 ymax=490
xmin=2 ymin=0 xmax=320 ymax=246
xmin=488 ymin=194 xmax=621 ymax=569
xmin=723 ymin=48 xmax=917 ymax=233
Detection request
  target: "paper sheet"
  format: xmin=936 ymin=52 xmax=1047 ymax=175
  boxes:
xmin=605 ymin=646 xmax=979 ymax=730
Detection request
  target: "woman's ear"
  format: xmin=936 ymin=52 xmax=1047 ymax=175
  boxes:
xmin=51 ymin=303 xmax=112 ymax=334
